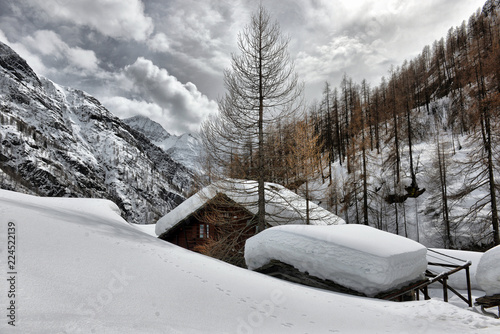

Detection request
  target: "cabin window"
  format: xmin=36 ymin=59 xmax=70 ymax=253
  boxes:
xmin=199 ymin=224 xmax=209 ymax=238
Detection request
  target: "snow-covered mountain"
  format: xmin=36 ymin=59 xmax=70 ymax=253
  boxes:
xmin=122 ymin=115 xmax=171 ymax=143
xmin=123 ymin=115 xmax=203 ymax=173
xmin=0 ymin=41 xmax=195 ymax=224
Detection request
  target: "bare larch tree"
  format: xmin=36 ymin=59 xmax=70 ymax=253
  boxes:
xmin=201 ymin=5 xmax=303 ymax=232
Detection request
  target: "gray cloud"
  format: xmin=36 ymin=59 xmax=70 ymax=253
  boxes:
xmin=278 ymin=0 xmax=485 ymax=96
xmin=21 ymin=30 xmax=99 ymax=72
xmin=28 ymin=0 xmax=154 ymax=41
xmin=108 ymin=57 xmax=218 ymax=135
xmin=0 ymin=0 xmax=487 ymax=134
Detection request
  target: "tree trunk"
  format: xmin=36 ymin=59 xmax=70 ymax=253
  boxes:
xmin=485 ymin=107 xmax=500 ymax=245
xmin=257 ymin=23 xmax=266 ymax=233
xmin=436 ymin=131 xmax=452 ymax=248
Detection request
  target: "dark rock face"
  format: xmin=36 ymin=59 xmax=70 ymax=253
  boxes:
xmin=0 ymin=41 xmax=195 ymax=224
xmin=0 ymin=42 xmax=41 ymax=86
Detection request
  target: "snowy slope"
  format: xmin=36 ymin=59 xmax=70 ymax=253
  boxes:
xmin=1 ymin=189 xmax=499 ymax=333
xmin=304 ymin=96 xmax=500 ymax=249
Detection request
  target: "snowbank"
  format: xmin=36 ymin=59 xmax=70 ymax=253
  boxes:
xmin=476 ymin=245 xmax=500 ymax=296
xmin=427 ymin=248 xmax=483 ymax=290
xmin=131 ymin=223 xmax=158 ymax=237
xmin=245 ymin=224 xmax=428 ymax=297
xmin=156 ymin=179 xmax=344 ymax=236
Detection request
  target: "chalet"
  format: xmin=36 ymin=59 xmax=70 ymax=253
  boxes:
xmin=155 ymin=179 xmax=345 ymax=266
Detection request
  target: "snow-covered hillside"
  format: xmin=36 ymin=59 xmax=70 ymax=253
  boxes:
xmin=123 ymin=115 xmax=203 ymax=174
xmin=0 ymin=41 xmax=194 ymax=224
xmin=1 ymin=189 xmax=499 ymax=333
xmin=301 ymin=95 xmax=500 ymax=250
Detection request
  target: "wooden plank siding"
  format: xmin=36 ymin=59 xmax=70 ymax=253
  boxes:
xmin=164 ymin=216 xmax=214 ymax=251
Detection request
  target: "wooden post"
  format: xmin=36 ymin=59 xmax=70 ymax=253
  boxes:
xmin=443 ymin=276 xmax=448 ymax=303
xmin=466 ymin=266 xmax=472 ymax=307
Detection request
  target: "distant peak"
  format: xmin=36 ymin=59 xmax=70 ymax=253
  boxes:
xmin=122 ymin=115 xmax=171 ymax=142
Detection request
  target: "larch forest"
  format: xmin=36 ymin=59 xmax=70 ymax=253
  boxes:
xmin=208 ymin=0 xmax=500 ymax=250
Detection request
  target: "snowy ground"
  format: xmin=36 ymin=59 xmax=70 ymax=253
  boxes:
xmin=1 ymin=189 xmax=499 ymax=333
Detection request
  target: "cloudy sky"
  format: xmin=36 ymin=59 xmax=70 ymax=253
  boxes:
xmin=0 ymin=0 xmax=485 ymax=135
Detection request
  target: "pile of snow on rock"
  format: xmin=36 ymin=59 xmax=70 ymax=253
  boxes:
xmin=476 ymin=245 xmax=500 ymax=296
xmin=245 ymin=224 xmax=428 ymax=297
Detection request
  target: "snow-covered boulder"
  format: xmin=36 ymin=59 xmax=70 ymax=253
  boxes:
xmin=476 ymin=245 xmax=500 ymax=295
xmin=245 ymin=224 xmax=427 ymax=297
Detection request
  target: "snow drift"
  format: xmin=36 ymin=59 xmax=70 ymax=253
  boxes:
xmin=245 ymin=224 xmax=428 ymax=297
xmin=1 ymin=189 xmax=499 ymax=333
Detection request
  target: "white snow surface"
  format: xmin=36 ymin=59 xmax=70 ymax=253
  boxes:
xmin=245 ymin=224 xmax=428 ymax=297
xmin=476 ymin=245 xmax=500 ymax=296
xmin=156 ymin=179 xmax=345 ymax=236
xmin=1 ymin=189 xmax=500 ymax=333
xmin=131 ymin=223 xmax=157 ymax=237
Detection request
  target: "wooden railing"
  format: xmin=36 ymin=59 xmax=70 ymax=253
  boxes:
xmin=381 ymin=249 xmax=473 ymax=307
xmin=425 ymin=261 xmax=472 ymax=307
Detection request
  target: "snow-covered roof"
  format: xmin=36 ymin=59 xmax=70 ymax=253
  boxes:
xmin=245 ymin=224 xmax=428 ymax=297
xmin=155 ymin=179 xmax=345 ymax=236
